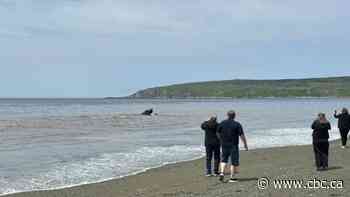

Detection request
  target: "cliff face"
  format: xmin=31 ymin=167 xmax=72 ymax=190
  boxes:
xmin=129 ymin=76 xmax=350 ymax=98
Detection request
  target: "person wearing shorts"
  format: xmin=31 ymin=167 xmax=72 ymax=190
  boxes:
xmin=221 ymin=144 xmax=240 ymax=166
xmin=217 ymin=110 xmax=248 ymax=183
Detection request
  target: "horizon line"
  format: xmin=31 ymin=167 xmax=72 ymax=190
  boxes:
xmin=1 ymin=75 xmax=349 ymax=99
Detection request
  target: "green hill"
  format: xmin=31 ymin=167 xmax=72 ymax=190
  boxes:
xmin=129 ymin=76 xmax=350 ymax=98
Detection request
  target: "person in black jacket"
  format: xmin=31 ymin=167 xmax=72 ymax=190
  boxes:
xmin=334 ymin=108 xmax=350 ymax=148
xmin=201 ymin=115 xmax=221 ymax=176
xmin=312 ymin=113 xmax=331 ymax=171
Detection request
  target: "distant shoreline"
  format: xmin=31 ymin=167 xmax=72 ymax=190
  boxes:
xmin=0 ymin=96 xmax=348 ymax=100
xmin=104 ymin=96 xmax=347 ymax=99
xmin=129 ymin=76 xmax=350 ymax=99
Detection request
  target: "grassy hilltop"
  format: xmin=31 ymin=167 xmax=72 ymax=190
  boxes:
xmin=129 ymin=76 xmax=350 ymax=98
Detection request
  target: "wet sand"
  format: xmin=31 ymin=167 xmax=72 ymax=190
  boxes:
xmin=5 ymin=140 xmax=349 ymax=197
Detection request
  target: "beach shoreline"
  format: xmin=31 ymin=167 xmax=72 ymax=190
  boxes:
xmin=5 ymin=140 xmax=349 ymax=197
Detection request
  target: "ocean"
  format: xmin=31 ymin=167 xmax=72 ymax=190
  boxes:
xmin=0 ymin=98 xmax=348 ymax=195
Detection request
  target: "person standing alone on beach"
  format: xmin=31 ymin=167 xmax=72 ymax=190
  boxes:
xmin=201 ymin=115 xmax=221 ymax=176
xmin=217 ymin=110 xmax=248 ymax=183
xmin=334 ymin=108 xmax=350 ymax=149
xmin=312 ymin=113 xmax=331 ymax=171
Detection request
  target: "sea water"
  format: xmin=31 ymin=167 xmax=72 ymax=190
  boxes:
xmin=0 ymin=98 xmax=348 ymax=195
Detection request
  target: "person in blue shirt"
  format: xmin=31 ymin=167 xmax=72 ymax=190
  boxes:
xmin=217 ymin=110 xmax=248 ymax=183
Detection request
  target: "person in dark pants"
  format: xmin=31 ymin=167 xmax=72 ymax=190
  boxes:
xmin=334 ymin=108 xmax=350 ymax=148
xmin=201 ymin=115 xmax=221 ymax=176
xmin=312 ymin=113 xmax=331 ymax=171
xmin=217 ymin=110 xmax=248 ymax=183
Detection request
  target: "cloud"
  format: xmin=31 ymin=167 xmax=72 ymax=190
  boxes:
xmin=0 ymin=0 xmax=349 ymax=66
xmin=0 ymin=0 xmax=350 ymax=97
xmin=1 ymin=0 xmax=346 ymax=36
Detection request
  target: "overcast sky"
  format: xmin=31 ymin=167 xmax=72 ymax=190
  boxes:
xmin=0 ymin=0 xmax=349 ymax=97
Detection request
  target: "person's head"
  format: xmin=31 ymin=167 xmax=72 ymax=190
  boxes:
xmin=318 ymin=113 xmax=327 ymax=122
xmin=208 ymin=114 xmax=217 ymax=122
xmin=227 ymin=110 xmax=236 ymax=120
xmin=342 ymin=108 xmax=349 ymax=115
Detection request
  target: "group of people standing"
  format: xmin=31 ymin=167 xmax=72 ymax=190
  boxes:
xmin=201 ymin=110 xmax=248 ymax=182
xmin=201 ymin=108 xmax=350 ymax=182
xmin=311 ymin=108 xmax=350 ymax=171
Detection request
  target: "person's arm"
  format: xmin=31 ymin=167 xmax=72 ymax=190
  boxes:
xmin=334 ymin=110 xmax=340 ymax=118
xmin=327 ymin=122 xmax=331 ymax=130
xmin=240 ymin=134 xmax=248 ymax=151
xmin=311 ymin=120 xmax=317 ymax=130
xmin=238 ymin=124 xmax=248 ymax=151
xmin=201 ymin=121 xmax=208 ymax=130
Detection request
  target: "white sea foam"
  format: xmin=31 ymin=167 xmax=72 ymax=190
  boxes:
xmin=248 ymin=127 xmax=340 ymax=149
xmin=0 ymin=145 xmax=205 ymax=195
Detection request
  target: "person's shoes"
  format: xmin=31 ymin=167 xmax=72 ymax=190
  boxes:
xmin=219 ymin=174 xmax=225 ymax=182
xmin=214 ymin=173 xmax=220 ymax=177
xmin=229 ymin=178 xmax=238 ymax=183
xmin=316 ymin=167 xmax=322 ymax=171
xmin=341 ymin=146 xmax=346 ymax=149
xmin=206 ymin=173 xmax=213 ymax=177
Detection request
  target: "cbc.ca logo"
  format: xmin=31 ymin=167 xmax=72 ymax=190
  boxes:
xmin=258 ymin=178 xmax=270 ymax=190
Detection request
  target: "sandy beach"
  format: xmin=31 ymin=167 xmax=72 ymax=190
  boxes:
xmin=5 ymin=140 xmax=349 ymax=197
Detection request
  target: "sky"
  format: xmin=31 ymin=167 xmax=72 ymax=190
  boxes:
xmin=0 ymin=0 xmax=350 ymax=97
